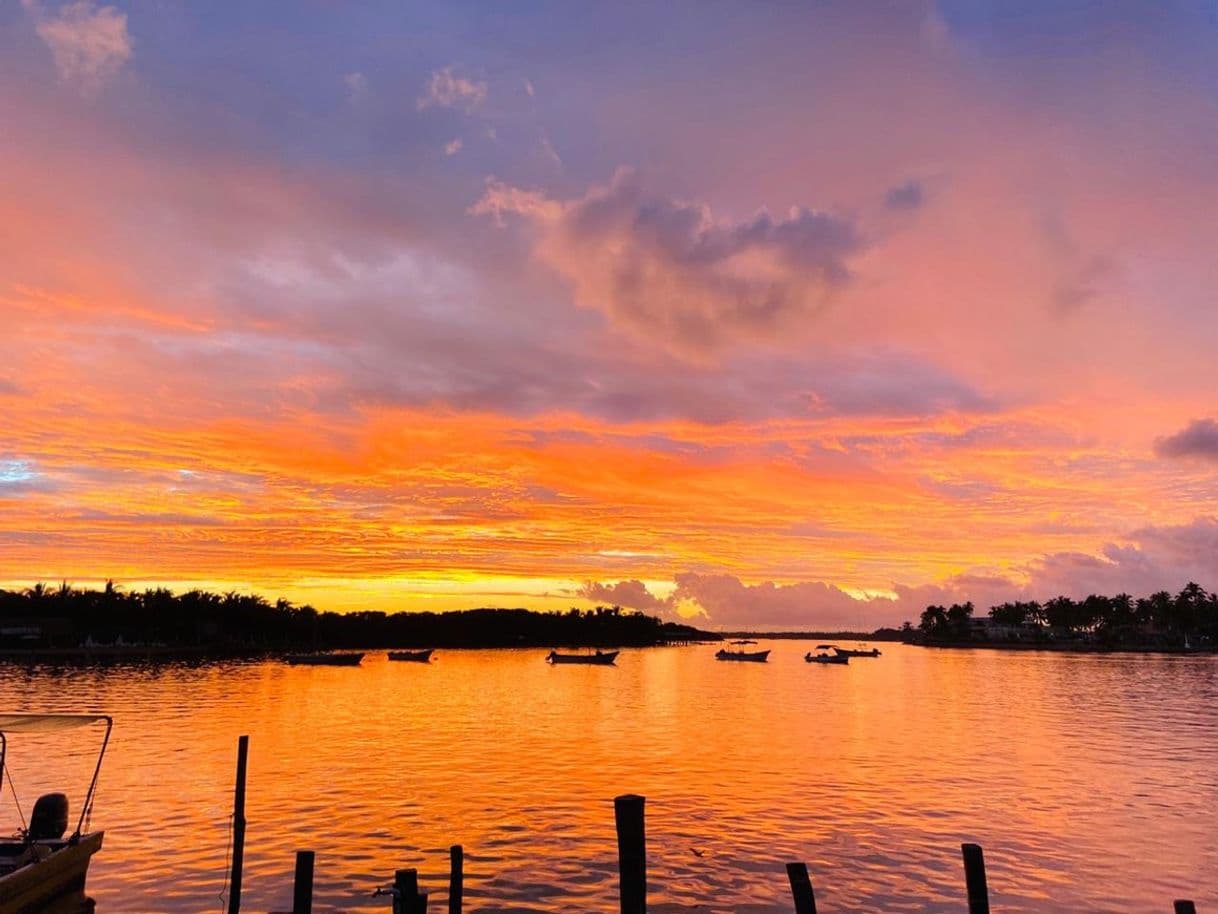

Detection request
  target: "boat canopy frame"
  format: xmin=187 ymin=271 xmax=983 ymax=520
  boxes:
xmin=0 ymin=713 xmax=113 ymax=841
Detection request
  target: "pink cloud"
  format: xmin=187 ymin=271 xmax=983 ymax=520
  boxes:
xmin=24 ymin=0 xmax=132 ymax=92
xmin=417 ymin=66 xmax=487 ymax=112
xmin=672 ymin=572 xmax=884 ymax=629
xmin=474 ymin=169 xmax=863 ymax=357
xmin=579 ymin=517 xmax=1218 ymax=628
xmin=891 ymin=517 xmax=1218 ymax=620
xmin=579 ymin=579 xmax=672 ymax=613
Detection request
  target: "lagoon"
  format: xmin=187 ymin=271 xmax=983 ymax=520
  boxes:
xmin=1 ymin=644 xmax=1215 ymax=912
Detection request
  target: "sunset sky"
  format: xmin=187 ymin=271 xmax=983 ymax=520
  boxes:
xmin=2 ymin=1 xmax=1217 ymax=627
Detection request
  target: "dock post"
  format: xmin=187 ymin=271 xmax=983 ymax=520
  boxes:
xmin=1174 ymin=902 xmax=1197 ymax=914
xmin=961 ymin=843 xmax=990 ymax=914
xmin=614 ymin=794 xmax=646 ymax=914
xmin=785 ymin=862 xmax=818 ymax=914
xmin=227 ymin=735 xmax=249 ymax=914
xmin=448 ymin=845 xmax=464 ymax=914
xmin=292 ymin=850 xmax=315 ymax=914
xmin=394 ymin=868 xmax=428 ymax=914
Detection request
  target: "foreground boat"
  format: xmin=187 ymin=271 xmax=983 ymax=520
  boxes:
xmin=715 ymin=649 xmax=770 ymax=662
xmin=388 ymin=649 xmax=434 ymax=663
xmin=0 ymin=713 xmax=111 ymax=914
xmin=284 ymin=652 xmax=364 ymax=666
xmin=806 ymin=645 xmax=850 ymax=664
xmin=546 ymin=650 xmax=619 ymax=665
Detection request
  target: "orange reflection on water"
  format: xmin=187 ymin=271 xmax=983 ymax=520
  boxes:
xmin=0 ymin=645 xmax=1214 ymax=912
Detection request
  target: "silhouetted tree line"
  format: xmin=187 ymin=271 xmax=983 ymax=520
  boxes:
xmin=0 ymin=581 xmax=714 ymax=651
xmin=914 ymin=582 xmax=1218 ymax=646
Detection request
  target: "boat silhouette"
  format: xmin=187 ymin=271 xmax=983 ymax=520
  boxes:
xmin=805 ymin=645 xmax=850 ymax=665
xmin=388 ymin=649 xmax=434 ymax=663
xmin=546 ymin=650 xmax=619 ymax=665
xmin=715 ymin=648 xmax=770 ymax=662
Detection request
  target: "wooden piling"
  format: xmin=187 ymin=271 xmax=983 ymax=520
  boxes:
xmin=448 ymin=845 xmax=464 ymax=914
xmin=614 ymin=794 xmax=646 ymax=914
xmin=292 ymin=850 xmax=315 ymax=914
xmin=785 ymin=862 xmax=817 ymax=914
xmin=1173 ymin=902 xmax=1197 ymax=914
xmin=961 ymin=843 xmax=990 ymax=914
xmin=226 ymin=735 xmax=249 ymax=914
xmin=394 ymin=867 xmax=428 ymax=914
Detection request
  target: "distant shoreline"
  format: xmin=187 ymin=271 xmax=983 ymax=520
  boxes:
xmin=0 ymin=588 xmax=721 ymax=660
xmin=914 ymin=639 xmax=1218 ymax=655
xmin=0 ymin=640 xmax=722 ymax=664
xmin=716 ymin=629 xmax=907 ymax=641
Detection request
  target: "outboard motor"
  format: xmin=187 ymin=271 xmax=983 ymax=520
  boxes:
xmin=28 ymin=792 xmax=69 ymax=841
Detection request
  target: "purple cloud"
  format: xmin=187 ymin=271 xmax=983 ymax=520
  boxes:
xmin=892 ymin=517 xmax=1218 ymax=619
xmin=475 ymin=169 xmax=863 ymax=355
xmin=884 ymin=180 xmax=924 ymax=210
xmin=1155 ymin=418 xmax=1218 ymax=461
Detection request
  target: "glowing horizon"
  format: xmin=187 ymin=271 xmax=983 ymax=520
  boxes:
xmin=3 ymin=2 xmax=1218 ymax=627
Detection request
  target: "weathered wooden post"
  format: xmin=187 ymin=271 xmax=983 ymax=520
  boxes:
xmin=961 ymin=843 xmax=990 ymax=914
xmin=1173 ymin=902 xmax=1197 ymax=914
xmin=227 ymin=735 xmax=249 ymax=914
xmin=394 ymin=867 xmax=428 ymax=914
xmin=785 ymin=862 xmax=818 ymax=914
xmin=448 ymin=845 xmax=464 ymax=914
xmin=614 ymin=794 xmax=646 ymax=914
xmin=292 ymin=850 xmax=315 ymax=914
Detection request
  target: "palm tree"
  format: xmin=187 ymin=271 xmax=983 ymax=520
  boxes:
xmin=989 ymin=602 xmax=1027 ymax=626
xmin=1170 ymin=582 xmax=1208 ymax=636
xmin=1043 ymin=596 xmax=1077 ymax=631
xmin=1147 ymin=591 xmax=1174 ymax=631
xmin=1079 ymin=594 xmax=1112 ymax=633
xmin=946 ymin=602 xmax=974 ymax=637
xmin=1105 ymin=593 xmax=1135 ymax=638
xmin=919 ymin=604 xmax=949 ymax=636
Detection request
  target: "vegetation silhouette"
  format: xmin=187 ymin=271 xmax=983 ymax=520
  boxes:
xmin=0 ymin=581 xmax=715 ymax=652
xmin=914 ymin=582 xmax=1218 ymax=648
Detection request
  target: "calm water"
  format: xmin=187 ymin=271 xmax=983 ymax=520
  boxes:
xmin=1 ymin=644 xmax=1215 ymax=913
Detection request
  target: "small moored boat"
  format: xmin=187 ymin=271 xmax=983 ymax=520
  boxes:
xmin=284 ymin=652 xmax=364 ymax=666
xmin=388 ymin=649 xmax=434 ymax=663
xmin=546 ymin=650 xmax=619 ymax=665
xmin=835 ymin=646 xmax=881 ymax=658
xmin=806 ymin=645 xmax=850 ymax=665
xmin=715 ymin=649 xmax=770 ymax=662
xmin=0 ymin=713 xmax=111 ymax=914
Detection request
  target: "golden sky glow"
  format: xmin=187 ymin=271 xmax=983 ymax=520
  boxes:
xmin=3 ymin=2 xmax=1218 ymax=626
